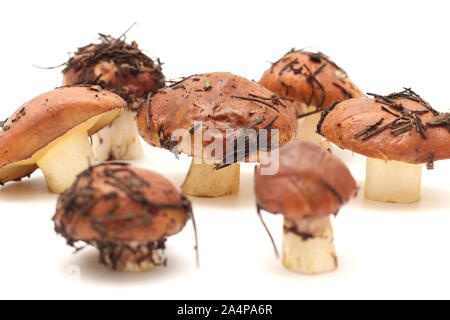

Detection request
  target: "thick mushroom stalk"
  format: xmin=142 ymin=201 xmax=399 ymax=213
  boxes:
xmin=181 ymin=159 xmax=240 ymax=197
xmin=282 ymin=215 xmax=337 ymax=274
xmin=298 ymin=105 xmax=332 ymax=150
xmin=91 ymin=109 xmax=143 ymax=161
xmin=36 ymin=125 xmax=94 ymax=194
xmin=365 ymin=157 xmax=422 ymax=203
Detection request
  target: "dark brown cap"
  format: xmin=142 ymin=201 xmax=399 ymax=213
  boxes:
xmin=53 ymin=163 xmax=191 ymax=243
xmin=137 ymin=72 xmax=298 ymax=162
xmin=259 ymin=49 xmax=363 ymax=116
xmin=0 ymin=86 xmax=125 ymax=183
xmin=318 ymin=88 xmax=450 ymax=164
xmin=63 ymin=34 xmax=165 ymax=111
xmin=255 ymin=141 xmax=358 ymax=220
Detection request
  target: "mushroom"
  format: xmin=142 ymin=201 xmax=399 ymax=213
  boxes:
xmin=0 ymin=86 xmax=125 ymax=193
xmin=62 ymin=33 xmax=165 ymax=161
xmin=255 ymin=141 xmax=358 ymax=274
xmin=136 ymin=72 xmax=298 ymax=197
xmin=53 ymin=163 xmax=197 ymax=271
xmin=259 ymin=49 xmax=363 ymax=147
xmin=318 ymin=88 xmax=450 ymax=203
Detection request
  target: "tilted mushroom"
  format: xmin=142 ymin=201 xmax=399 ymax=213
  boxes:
xmin=259 ymin=49 xmax=363 ymax=147
xmin=137 ymin=72 xmax=298 ymax=197
xmin=0 ymin=86 xmax=125 ymax=193
xmin=63 ymin=33 xmax=165 ymax=161
xmin=53 ymin=163 xmax=197 ymax=272
xmin=255 ymin=141 xmax=358 ymax=274
xmin=318 ymin=88 xmax=450 ymax=203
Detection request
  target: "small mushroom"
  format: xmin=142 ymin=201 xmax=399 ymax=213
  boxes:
xmin=0 ymin=86 xmax=125 ymax=193
xmin=52 ymin=163 xmax=197 ymax=272
xmin=255 ymin=141 xmax=358 ymax=274
xmin=63 ymin=33 xmax=165 ymax=161
xmin=259 ymin=49 xmax=363 ymax=147
xmin=318 ymin=88 xmax=450 ymax=203
xmin=137 ymin=72 xmax=297 ymax=197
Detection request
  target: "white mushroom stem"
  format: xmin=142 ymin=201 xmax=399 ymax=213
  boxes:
xmin=282 ymin=215 xmax=337 ymax=275
xmin=365 ymin=157 xmax=423 ymax=203
xmin=181 ymin=158 xmax=240 ymax=197
xmin=298 ymin=104 xmax=332 ymax=150
xmin=36 ymin=128 xmax=94 ymax=194
xmin=91 ymin=109 xmax=144 ymax=161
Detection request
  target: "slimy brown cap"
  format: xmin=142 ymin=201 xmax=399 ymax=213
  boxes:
xmin=53 ymin=163 xmax=192 ymax=243
xmin=255 ymin=141 xmax=358 ymax=220
xmin=0 ymin=86 xmax=125 ymax=183
xmin=259 ymin=49 xmax=363 ymax=115
xmin=318 ymin=88 xmax=450 ymax=164
xmin=137 ymin=72 xmax=298 ymax=162
xmin=63 ymin=34 xmax=165 ymax=111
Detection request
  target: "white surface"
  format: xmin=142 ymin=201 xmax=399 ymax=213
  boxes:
xmin=0 ymin=0 xmax=449 ymax=300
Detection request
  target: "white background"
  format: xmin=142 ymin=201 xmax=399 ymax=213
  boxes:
xmin=0 ymin=0 xmax=449 ymax=299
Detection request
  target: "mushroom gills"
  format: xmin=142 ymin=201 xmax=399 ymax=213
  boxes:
xmin=181 ymin=158 xmax=240 ymax=197
xmin=94 ymin=240 xmax=165 ymax=272
xmin=365 ymin=157 xmax=423 ymax=203
xmin=282 ymin=215 xmax=337 ymax=274
xmin=91 ymin=109 xmax=144 ymax=161
xmin=298 ymin=104 xmax=332 ymax=150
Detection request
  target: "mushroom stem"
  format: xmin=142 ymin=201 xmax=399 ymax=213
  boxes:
xmin=298 ymin=104 xmax=332 ymax=150
xmin=91 ymin=109 xmax=144 ymax=161
xmin=365 ymin=157 xmax=423 ymax=203
xmin=36 ymin=128 xmax=94 ymax=194
xmin=282 ymin=215 xmax=337 ymax=274
xmin=93 ymin=240 xmax=165 ymax=272
xmin=181 ymin=158 xmax=240 ymax=197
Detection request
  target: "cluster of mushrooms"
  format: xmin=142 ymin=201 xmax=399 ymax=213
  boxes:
xmin=0 ymin=33 xmax=448 ymax=274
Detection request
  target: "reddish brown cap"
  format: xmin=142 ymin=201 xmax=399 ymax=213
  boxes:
xmin=259 ymin=49 xmax=363 ymax=116
xmin=318 ymin=89 xmax=450 ymax=164
xmin=137 ymin=72 xmax=298 ymax=162
xmin=0 ymin=86 xmax=125 ymax=183
xmin=53 ymin=163 xmax=191 ymax=243
xmin=63 ymin=34 xmax=165 ymax=111
xmin=255 ymin=141 xmax=358 ymax=220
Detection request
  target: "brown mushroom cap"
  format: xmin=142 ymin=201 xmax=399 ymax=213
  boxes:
xmin=52 ymin=163 xmax=191 ymax=243
xmin=255 ymin=141 xmax=358 ymax=220
xmin=63 ymin=35 xmax=165 ymax=111
xmin=259 ymin=49 xmax=363 ymax=116
xmin=0 ymin=86 xmax=125 ymax=183
xmin=137 ymin=72 xmax=298 ymax=161
xmin=318 ymin=89 xmax=450 ymax=164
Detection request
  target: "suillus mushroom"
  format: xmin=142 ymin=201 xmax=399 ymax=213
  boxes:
xmin=53 ymin=163 xmax=197 ymax=272
xmin=318 ymin=88 xmax=450 ymax=203
xmin=0 ymin=86 xmax=125 ymax=193
xmin=62 ymin=33 xmax=165 ymax=161
xmin=136 ymin=72 xmax=298 ymax=197
xmin=259 ymin=49 xmax=363 ymax=147
xmin=255 ymin=141 xmax=358 ymax=274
